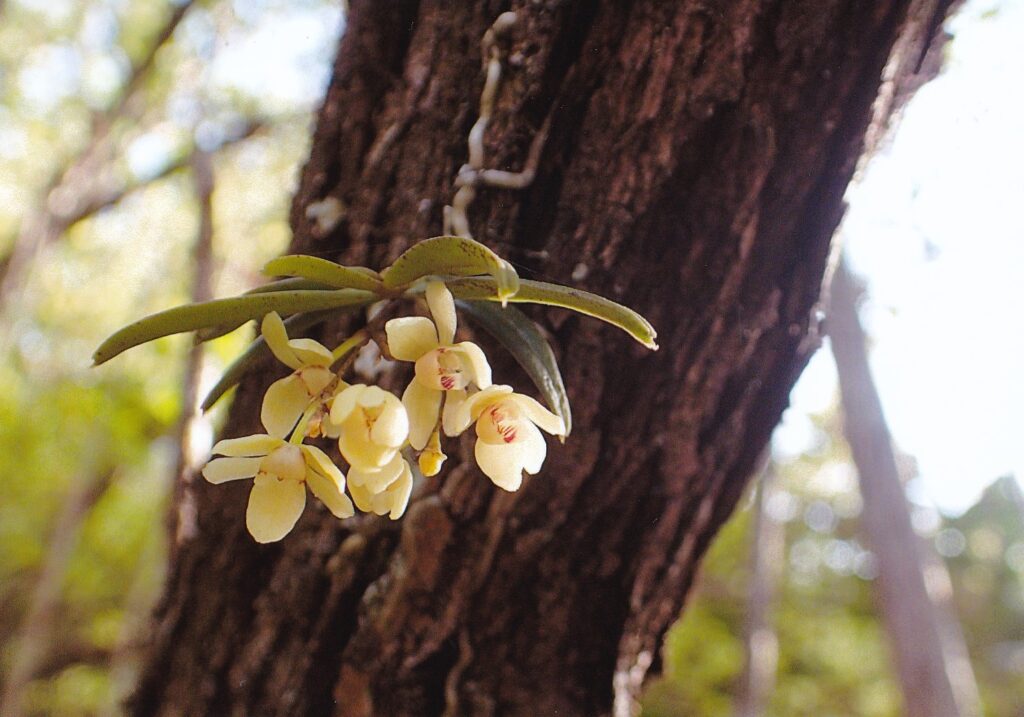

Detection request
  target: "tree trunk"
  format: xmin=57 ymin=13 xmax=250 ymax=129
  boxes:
xmin=132 ymin=1 xmax=955 ymax=715
xmin=830 ymin=258 xmax=980 ymax=717
xmin=734 ymin=461 xmax=783 ymax=717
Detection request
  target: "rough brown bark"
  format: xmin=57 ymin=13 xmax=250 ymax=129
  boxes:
xmin=132 ymin=1 xmax=955 ymax=715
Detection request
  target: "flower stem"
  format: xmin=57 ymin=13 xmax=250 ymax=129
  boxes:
xmin=330 ymin=329 xmax=370 ymax=367
xmin=289 ymin=403 xmax=320 ymax=445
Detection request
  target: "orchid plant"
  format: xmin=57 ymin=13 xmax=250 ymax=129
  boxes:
xmin=94 ymin=236 xmax=657 ymax=542
xmin=94 ymin=9 xmax=658 ymax=543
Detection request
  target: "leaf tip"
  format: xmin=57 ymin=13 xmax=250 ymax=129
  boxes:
xmin=200 ymin=388 xmax=224 ymax=413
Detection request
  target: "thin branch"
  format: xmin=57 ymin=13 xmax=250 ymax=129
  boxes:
xmin=56 ymin=121 xmax=265 ymax=232
xmin=829 ymin=256 xmax=980 ymax=717
xmin=32 ymin=644 xmax=115 ymax=682
xmin=0 ymin=0 xmax=197 ymax=308
xmin=93 ymin=1 xmax=197 ymax=142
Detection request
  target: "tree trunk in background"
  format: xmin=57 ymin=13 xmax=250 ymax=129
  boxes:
xmin=0 ymin=470 xmax=114 ymax=717
xmin=830 ymin=258 xmax=980 ymax=717
xmin=132 ymin=1 xmax=955 ymax=715
xmin=734 ymin=461 xmax=784 ymax=717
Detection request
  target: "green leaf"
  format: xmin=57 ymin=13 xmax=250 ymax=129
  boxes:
xmin=263 ymin=255 xmax=384 ymax=292
xmin=245 ymin=277 xmax=337 ymax=294
xmin=447 ymin=277 xmax=658 ymax=350
xmin=380 ymin=236 xmax=520 ymax=302
xmin=457 ymin=300 xmax=572 ymax=436
xmin=195 ymin=279 xmax=338 ymax=343
xmin=93 ymin=289 xmax=377 ymax=365
xmin=200 ymin=311 xmax=334 ymax=411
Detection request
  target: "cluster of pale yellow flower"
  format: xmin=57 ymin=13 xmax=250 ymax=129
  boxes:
xmin=202 ymin=281 xmax=565 ymax=543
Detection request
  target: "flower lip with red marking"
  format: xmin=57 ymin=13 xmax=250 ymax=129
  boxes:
xmin=447 ymin=385 xmax=565 ymax=492
xmin=385 ymin=281 xmax=493 ymax=450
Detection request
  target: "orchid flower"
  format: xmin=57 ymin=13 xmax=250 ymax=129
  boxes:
xmin=384 ymin=281 xmax=491 ymax=450
xmin=329 ymin=384 xmax=410 ymax=472
xmin=347 ymin=452 xmax=415 ymax=519
xmin=448 ymin=385 xmax=565 ymax=491
xmin=260 ymin=311 xmax=337 ymax=439
xmin=202 ymin=435 xmax=353 ymax=543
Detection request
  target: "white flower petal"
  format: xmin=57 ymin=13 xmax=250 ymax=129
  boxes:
xmin=519 ymin=421 xmax=547 ymax=474
xmin=402 ymin=380 xmax=442 ymax=450
xmin=211 ymin=434 xmax=281 ymax=457
xmin=459 ymin=385 xmax=515 ymax=426
xmin=358 ymin=385 xmax=394 ymax=408
xmin=426 ymin=281 xmax=457 ymax=345
xmin=260 ymin=444 xmax=307 ymax=482
xmin=441 ymin=389 xmax=468 ymax=436
xmin=453 ymin=342 xmax=492 ymax=388
xmin=330 ymin=383 xmax=368 ymax=424
xmin=339 ymin=432 xmax=398 ymax=471
xmin=202 ymin=456 xmax=261 ymax=484
xmin=348 ymin=451 xmax=405 ymax=493
xmin=301 ymin=444 xmax=345 ymax=485
xmin=261 ymin=312 xmax=302 ymax=370
xmin=306 ymin=471 xmax=355 ymax=519
xmin=474 ymin=440 xmax=524 ymax=492
xmin=298 ymin=366 xmax=334 ymax=397
xmin=509 ymin=394 xmax=566 ymax=436
xmin=261 ymin=374 xmax=312 ymax=439
xmin=385 ymin=317 xmax=438 ymax=361
xmin=246 ymin=474 xmax=306 ymax=543
xmin=348 ymin=482 xmax=375 ymax=513
xmin=370 ymin=396 xmax=409 ymax=448
xmin=382 ymin=461 xmax=413 ymax=519
xmin=289 ymin=338 xmax=334 ymax=367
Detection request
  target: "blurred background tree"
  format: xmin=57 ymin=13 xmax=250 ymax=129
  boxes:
xmin=0 ymin=0 xmax=340 ymax=712
xmin=643 ymin=419 xmax=1024 ymax=717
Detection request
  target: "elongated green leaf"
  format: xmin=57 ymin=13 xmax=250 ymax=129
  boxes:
xmin=447 ymin=278 xmax=658 ymax=350
xmin=380 ymin=236 xmax=520 ymax=302
xmin=93 ymin=289 xmax=376 ymax=365
xmin=457 ymin=300 xmax=572 ymax=436
xmin=264 ymin=255 xmax=383 ymax=292
xmin=200 ymin=311 xmax=335 ymax=411
xmin=195 ymin=279 xmax=338 ymax=343
xmin=245 ymin=277 xmax=336 ymax=294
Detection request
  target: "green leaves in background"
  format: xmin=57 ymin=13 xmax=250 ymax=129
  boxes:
xmin=457 ymin=300 xmax=572 ymax=436
xmin=380 ymin=235 xmax=520 ymax=302
xmin=447 ymin=276 xmax=659 ymax=350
